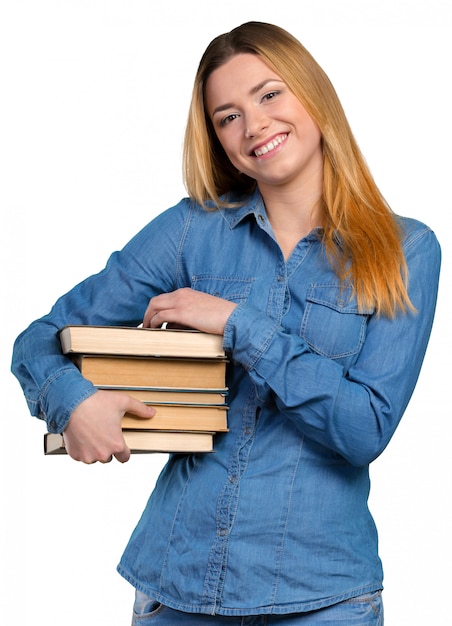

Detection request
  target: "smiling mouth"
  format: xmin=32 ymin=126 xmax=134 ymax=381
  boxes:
xmin=253 ymin=134 xmax=288 ymax=157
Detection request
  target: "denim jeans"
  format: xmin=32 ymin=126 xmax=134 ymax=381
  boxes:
xmin=131 ymin=590 xmax=384 ymax=625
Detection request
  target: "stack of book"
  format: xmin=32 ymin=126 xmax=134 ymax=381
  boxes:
xmin=44 ymin=325 xmax=229 ymax=455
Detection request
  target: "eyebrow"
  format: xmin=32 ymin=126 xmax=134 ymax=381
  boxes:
xmin=211 ymin=78 xmax=284 ymax=116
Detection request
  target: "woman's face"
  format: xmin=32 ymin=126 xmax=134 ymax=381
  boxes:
xmin=205 ymin=53 xmax=323 ymax=194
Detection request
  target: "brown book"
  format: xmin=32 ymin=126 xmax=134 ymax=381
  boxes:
xmin=72 ymin=355 xmax=227 ymax=388
xmin=44 ymin=430 xmax=215 ymax=455
xmin=121 ymin=403 xmax=228 ymax=432
xmin=96 ymin=385 xmax=228 ymax=405
xmin=60 ymin=325 xmax=225 ymax=359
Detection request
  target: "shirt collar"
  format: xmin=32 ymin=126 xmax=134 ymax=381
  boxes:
xmin=217 ymin=188 xmax=267 ymax=230
xmin=217 ymin=189 xmax=323 ymax=242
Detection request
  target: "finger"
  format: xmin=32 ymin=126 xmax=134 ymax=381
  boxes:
xmin=144 ymin=308 xmax=173 ymax=329
xmin=143 ymin=291 xmax=184 ymax=328
xmin=114 ymin=446 xmax=131 ymax=464
xmin=142 ymin=304 xmax=154 ymax=328
xmin=124 ymin=396 xmax=157 ymax=418
xmin=149 ymin=312 xmax=172 ymax=329
xmin=143 ymin=294 xmax=169 ymax=328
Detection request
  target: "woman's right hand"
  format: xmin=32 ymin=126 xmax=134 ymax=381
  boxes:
xmin=63 ymin=390 xmax=156 ymax=464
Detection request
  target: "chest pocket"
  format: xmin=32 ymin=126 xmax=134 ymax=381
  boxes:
xmin=191 ymin=275 xmax=254 ymax=303
xmin=300 ymin=285 xmax=373 ymax=360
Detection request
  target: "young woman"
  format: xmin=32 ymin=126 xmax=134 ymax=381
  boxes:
xmin=12 ymin=21 xmax=440 ymax=625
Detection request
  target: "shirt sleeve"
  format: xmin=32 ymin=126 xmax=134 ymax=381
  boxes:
xmin=11 ymin=201 xmax=189 ymax=433
xmin=223 ymin=226 xmax=441 ymax=467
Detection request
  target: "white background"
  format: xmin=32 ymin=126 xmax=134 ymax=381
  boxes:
xmin=1 ymin=1 xmax=451 ymax=623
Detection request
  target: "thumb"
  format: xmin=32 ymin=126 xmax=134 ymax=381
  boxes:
xmin=124 ymin=396 xmax=157 ymax=419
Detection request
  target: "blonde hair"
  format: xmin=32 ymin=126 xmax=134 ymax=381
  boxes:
xmin=183 ymin=21 xmax=413 ymax=317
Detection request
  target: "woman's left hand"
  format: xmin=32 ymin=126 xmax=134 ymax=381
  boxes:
xmin=143 ymin=288 xmax=237 ymax=335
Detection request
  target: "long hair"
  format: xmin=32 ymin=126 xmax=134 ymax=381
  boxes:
xmin=183 ymin=21 xmax=413 ymax=317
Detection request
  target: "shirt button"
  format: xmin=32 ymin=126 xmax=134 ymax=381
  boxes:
xmin=219 ymin=528 xmax=227 ymax=536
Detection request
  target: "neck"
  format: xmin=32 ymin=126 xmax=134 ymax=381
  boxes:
xmin=261 ymin=182 xmax=323 ymax=228
xmin=258 ymin=185 xmax=324 ymax=260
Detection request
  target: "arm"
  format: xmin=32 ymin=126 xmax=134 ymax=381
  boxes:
xmin=143 ymin=225 xmax=441 ymax=467
xmin=224 ymin=226 xmax=441 ymax=466
xmin=11 ymin=202 xmax=188 ymax=460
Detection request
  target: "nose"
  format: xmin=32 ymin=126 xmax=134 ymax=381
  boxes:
xmin=244 ymin=108 xmax=269 ymax=139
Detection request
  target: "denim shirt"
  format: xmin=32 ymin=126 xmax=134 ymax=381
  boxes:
xmin=11 ymin=190 xmax=441 ymax=615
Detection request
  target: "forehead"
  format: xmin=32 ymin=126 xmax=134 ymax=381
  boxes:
xmin=205 ymin=54 xmax=282 ymax=112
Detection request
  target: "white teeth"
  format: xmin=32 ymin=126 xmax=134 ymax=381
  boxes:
xmin=254 ymin=134 xmax=287 ymax=157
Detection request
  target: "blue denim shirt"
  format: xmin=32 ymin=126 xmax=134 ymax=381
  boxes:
xmin=12 ymin=190 xmax=441 ymax=615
